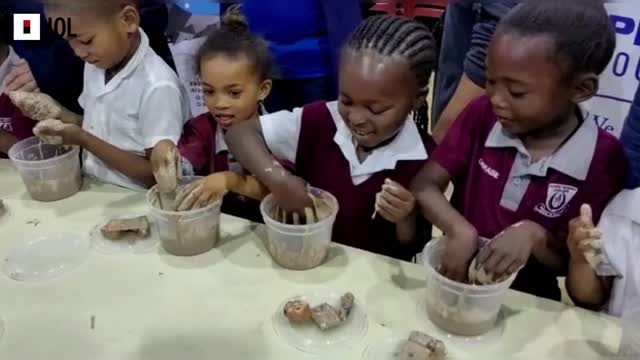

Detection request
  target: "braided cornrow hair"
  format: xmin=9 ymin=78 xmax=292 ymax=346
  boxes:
xmin=345 ymin=15 xmax=436 ymax=132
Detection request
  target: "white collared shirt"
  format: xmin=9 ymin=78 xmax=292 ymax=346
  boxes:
xmin=0 ymin=46 xmax=20 ymax=93
xmin=595 ymin=190 xmax=640 ymax=317
xmin=260 ymin=101 xmax=428 ymax=185
xmin=79 ymin=29 xmax=190 ymax=191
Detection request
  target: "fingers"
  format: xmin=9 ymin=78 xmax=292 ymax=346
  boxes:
xmin=493 ymin=256 xmax=515 ymax=279
xmin=476 ymin=245 xmax=491 ymax=265
xmin=375 ymin=193 xmax=401 ymax=222
xmin=480 ymin=249 xmax=505 ymax=274
xmin=382 ymin=178 xmax=413 ymax=201
xmin=580 ymin=204 xmax=593 ymax=227
xmin=175 ymin=181 xmax=200 ymax=210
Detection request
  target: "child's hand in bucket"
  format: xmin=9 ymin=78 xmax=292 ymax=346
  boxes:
xmin=374 ymin=178 xmax=415 ymax=223
xmin=440 ymin=226 xmax=478 ymax=282
xmin=151 ymin=140 xmax=180 ymax=193
xmin=33 ymin=119 xmax=83 ymax=145
xmin=174 ymin=174 xmax=228 ymax=211
xmin=567 ymin=204 xmax=602 ymax=268
xmin=8 ymin=90 xmax=62 ymax=122
xmin=272 ymin=175 xmax=313 ymax=212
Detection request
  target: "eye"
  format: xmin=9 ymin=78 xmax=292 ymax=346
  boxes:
xmin=339 ymin=96 xmax=353 ymax=106
xmin=368 ymin=106 xmax=387 ymax=115
xmin=229 ymin=90 xmax=242 ymax=98
xmin=203 ymin=88 xmax=214 ymax=95
xmin=509 ymin=90 xmax=526 ymax=99
xmin=80 ymin=37 xmax=94 ymax=45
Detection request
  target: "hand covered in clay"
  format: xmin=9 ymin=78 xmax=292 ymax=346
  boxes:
xmin=568 ymin=204 xmax=602 ymax=269
xmin=151 ymin=140 xmax=181 ymax=193
xmin=271 ymin=174 xmax=313 ymax=212
xmin=173 ymin=173 xmax=228 ymax=211
xmin=8 ymin=91 xmax=63 ymax=122
xmin=374 ymin=178 xmax=415 ymax=223
xmin=475 ymin=220 xmax=544 ymax=280
xmin=440 ymin=227 xmax=478 ymax=283
xmin=4 ymin=60 xmax=39 ymax=93
xmin=33 ymin=119 xmax=84 ymax=146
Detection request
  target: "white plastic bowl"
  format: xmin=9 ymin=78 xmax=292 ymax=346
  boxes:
xmin=260 ymin=187 xmax=338 ymax=270
xmin=8 ymin=137 xmax=81 ymax=202
xmin=422 ymin=238 xmax=517 ymax=336
xmin=147 ymin=176 xmax=222 ymax=256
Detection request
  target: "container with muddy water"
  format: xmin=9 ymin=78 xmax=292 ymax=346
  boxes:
xmin=422 ymin=238 xmax=517 ymax=337
xmin=260 ymin=187 xmax=338 ymax=270
xmin=9 ymin=137 xmax=81 ymax=202
xmin=147 ymin=177 xmax=222 ymax=256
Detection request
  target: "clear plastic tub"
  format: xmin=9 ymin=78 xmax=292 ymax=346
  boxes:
xmin=8 ymin=137 xmax=82 ymax=202
xmin=147 ymin=177 xmax=221 ymax=256
xmin=260 ymin=187 xmax=338 ymax=270
xmin=422 ymin=238 xmax=516 ymax=337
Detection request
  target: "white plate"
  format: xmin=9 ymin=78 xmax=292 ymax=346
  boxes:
xmin=91 ymin=215 xmax=159 ymax=255
xmin=362 ymin=331 xmax=468 ymax=360
xmin=416 ymin=297 xmax=504 ymax=350
xmin=273 ymin=291 xmax=368 ymax=354
xmin=3 ymin=232 xmax=90 ymax=282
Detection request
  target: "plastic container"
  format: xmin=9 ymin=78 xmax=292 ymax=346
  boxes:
xmin=147 ymin=177 xmax=221 ymax=256
xmin=260 ymin=187 xmax=338 ymax=270
xmin=8 ymin=137 xmax=82 ymax=202
xmin=422 ymin=238 xmax=516 ymax=337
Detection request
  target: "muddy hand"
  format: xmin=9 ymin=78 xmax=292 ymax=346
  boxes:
xmin=4 ymin=60 xmax=39 ymax=93
xmin=8 ymin=90 xmax=62 ymax=122
xmin=151 ymin=140 xmax=180 ymax=193
xmin=33 ymin=119 xmax=74 ymax=145
xmin=174 ymin=177 xmax=226 ymax=212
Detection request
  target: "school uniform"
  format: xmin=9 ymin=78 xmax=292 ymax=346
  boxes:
xmin=79 ymin=29 xmax=190 ymax=191
xmin=177 ymin=113 xmax=265 ymax=223
xmin=0 ymin=46 xmax=37 ymax=157
xmin=260 ymin=101 xmax=435 ymax=260
xmin=592 ymin=190 xmax=640 ymax=317
xmin=432 ymin=96 xmax=627 ymax=300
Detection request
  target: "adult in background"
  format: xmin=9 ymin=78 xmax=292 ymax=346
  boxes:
xmin=431 ymin=0 xmax=520 ymax=142
xmin=240 ymin=0 xmax=361 ymax=112
xmin=4 ymin=0 xmax=175 ymax=114
xmin=621 ymin=84 xmax=640 ymax=189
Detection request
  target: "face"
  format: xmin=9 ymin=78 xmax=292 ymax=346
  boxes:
xmin=338 ymin=50 xmax=420 ymax=148
xmin=486 ymin=32 xmax=578 ymax=136
xmin=48 ymin=6 xmax=139 ymax=70
xmin=200 ymin=54 xmax=271 ymax=129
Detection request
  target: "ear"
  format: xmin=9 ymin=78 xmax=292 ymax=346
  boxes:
xmin=413 ymin=85 xmax=430 ymax=110
xmin=571 ymin=73 xmax=599 ymax=103
xmin=258 ymin=79 xmax=272 ymax=102
xmin=119 ymin=5 xmax=140 ymax=35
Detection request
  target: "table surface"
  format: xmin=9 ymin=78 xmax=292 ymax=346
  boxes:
xmin=0 ymin=160 xmax=622 ymax=360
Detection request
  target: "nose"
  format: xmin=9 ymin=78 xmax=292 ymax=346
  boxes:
xmin=70 ymin=42 xmax=89 ymax=60
xmin=212 ymin=95 xmax=230 ymax=110
xmin=347 ymin=107 xmax=368 ymax=127
xmin=489 ymin=90 xmax=509 ymax=113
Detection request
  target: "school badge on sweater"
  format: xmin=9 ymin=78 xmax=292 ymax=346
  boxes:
xmin=535 ymin=183 xmax=578 ymax=218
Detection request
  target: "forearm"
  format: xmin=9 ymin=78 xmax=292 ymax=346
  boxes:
xmin=415 ymin=184 xmax=476 ymax=240
xmin=525 ymin=221 xmax=567 ymax=273
xmin=396 ymin=211 xmax=417 ymax=244
xmin=0 ymin=130 xmax=18 ymax=154
xmin=79 ymin=131 xmax=155 ymax=188
xmin=60 ymin=108 xmax=83 ymax=126
xmin=224 ymin=172 xmax=270 ymax=200
xmin=224 ymin=119 xmax=289 ymax=190
xmin=433 ymin=74 xmax=485 ymax=143
xmin=566 ymin=259 xmax=609 ymax=310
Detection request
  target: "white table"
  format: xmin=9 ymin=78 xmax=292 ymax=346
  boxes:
xmin=0 ymin=160 xmax=622 ymax=359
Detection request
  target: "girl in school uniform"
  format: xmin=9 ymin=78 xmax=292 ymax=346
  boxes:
xmin=150 ymin=10 xmax=275 ymax=222
xmin=221 ymin=15 xmax=437 ymax=260
xmin=411 ymin=0 xmax=627 ymax=300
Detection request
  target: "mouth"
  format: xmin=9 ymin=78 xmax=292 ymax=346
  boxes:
xmin=352 ymin=128 xmax=373 ymax=137
xmin=215 ymin=114 xmax=235 ymax=127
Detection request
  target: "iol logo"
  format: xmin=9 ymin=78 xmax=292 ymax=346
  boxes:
xmin=13 ymin=14 xmax=77 ymax=41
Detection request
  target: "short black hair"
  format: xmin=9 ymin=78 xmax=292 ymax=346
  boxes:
xmin=196 ymin=5 xmax=273 ymax=81
xmin=344 ymin=15 xmax=437 ymax=131
xmin=42 ymin=0 xmax=139 ymax=15
xmin=497 ymin=0 xmax=615 ymax=78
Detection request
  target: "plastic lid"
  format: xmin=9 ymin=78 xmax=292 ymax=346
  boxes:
xmin=272 ymin=290 xmax=368 ymax=354
xmin=3 ymin=232 xmax=90 ymax=282
xmin=362 ymin=331 xmax=468 ymax=360
xmin=91 ymin=215 xmax=159 ymax=255
xmin=416 ymin=297 xmax=504 ymax=350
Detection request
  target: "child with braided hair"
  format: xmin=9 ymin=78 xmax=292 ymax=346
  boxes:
xmin=223 ymin=15 xmax=437 ymax=260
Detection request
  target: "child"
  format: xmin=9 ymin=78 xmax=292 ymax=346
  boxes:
xmin=411 ymin=0 xmax=627 ymax=300
xmin=224 ymin=15 xmax=437 ymax=260
xmin=150 ymin=9 xmax=274 ymax=221
xmin=566 ymin=202 xmax=639 ymax=315
xmin=18 ymin=0 xmax=189 ymax=191
xmin=0 ymin=6 xmax=36 ymax=156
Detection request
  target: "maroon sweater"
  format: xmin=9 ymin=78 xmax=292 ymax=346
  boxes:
xmin=295 ymin=102 xmax=435 ymax=260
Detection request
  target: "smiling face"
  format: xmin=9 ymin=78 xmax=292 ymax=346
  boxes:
xmin=200 ymin=54 xmax=271 ymax=129
xmin=485 ymin=32 xmax=577 ymax=136
xmin=338 ymin=50 xmax=420 ymax=149
xmin=47 ymin=6 xmax=139 ymax=71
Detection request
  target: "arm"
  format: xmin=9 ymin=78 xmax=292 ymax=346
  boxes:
xmin=396 ymin=211 xmax=417 ymax=244
xmin=432 ymin=75 xmax=485 ymax=143
xmin=223 ymin=172 xmax=270 ymax=200
xmin=0 ymin=130 xmax=18 ymax=154
xmin=567 ymin=258 xmax=612 ymax=310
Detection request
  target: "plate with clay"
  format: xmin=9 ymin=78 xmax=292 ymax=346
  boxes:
xmin=273 ymin=290 xmax=368 ymax=354
xmin=91 ymin=213 xmax=159 ymax=255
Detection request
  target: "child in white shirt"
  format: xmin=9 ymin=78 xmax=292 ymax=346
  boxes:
xmin=16 ymin=0 xmax=189 ymax=191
